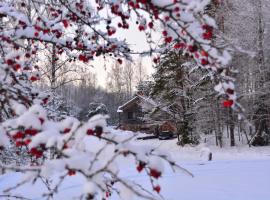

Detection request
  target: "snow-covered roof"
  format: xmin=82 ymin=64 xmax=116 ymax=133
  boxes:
xmin=117 ymin=96 xmax=139 ymax=112
xmin=117 ymin=94 xmax=156 ymax=112
xmin=117 ymin=94 xmax=177 ymax=118
xmin=137 ymin=94 xmax=157 ymax=107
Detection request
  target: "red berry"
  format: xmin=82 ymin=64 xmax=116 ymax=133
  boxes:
xmin=30 ymin=148 xmax=38 ymax=157
xmin=30 ymin=148 xmax=43 ymax=158
xmin=25 ymin=129 xmax=38 ymax=136
xmin=13 ymin=63 xmax=21 ymax=71
xmin=164 ymin=16 xmax=170 ymax=21
xmin=24 ymin=139 xmax=32 ymax=145
xmin=201 ymin=50 xmax=208 ymax=57
xmin=23 ymin=66 xmax=30 ymax=70
xmin=13 ymin=131 xmax=24 ymax=139
xmin=202 ymin=25 xmax=213 ymax=31
xmin=150 ymin=168 xmax=161 ymax=179
xmin=39 ymin=117 xmax=45 ymax=125
xmin=162 ymin=30 xmax=167 ymax=36
xmin=203 ymin=31 xmax=212 ymax=40
xmin=153 ymin=57 xmax=159 ymax=64
xmin=30 ymin=76 xmax=38 ymax=81
xmin=78 ymin=54 xmax=87 ymax=62
xmin=165 ymin=37 xmax=172 ymax=43
xmin=223 ymin=100 xmax=234 ymax=107
xmin=86 ymin=129 xmax=94 ymax=135
xmin=201 ymin=59 xmax=209 ymax=66
xmin=226 ymin=88 xmax=234 ymax=95
xmin=68 ymin=169 xmax=76 ymax=176
xmin=62 ymin=19 xmax=69 ymax=28
xmin=136 ymin=161 xmax=145 ymax=172
xmin=35 ymin=150 xmax=43 ymax=158
xmin=174 ymin=6 xmax=180 ymax=12
xmin=174 ymin=43 xmax=185 ymax=49
xmin=148 ymin=22 xmax=154 ymax=29
xmin=25 ymin=53 xmax=31 ymax=58
xmin=117 ymin=58 xmax=122 ymax=64
xmin=78 ymin=54 xmax=84 ymax=60
xmin=43 ymin=29 xmax=50 ymax=34
xmin=63 ymin=128 xmax=71 ymax=134
xmin=34 ymin=32 xmax=39 ymax=37
xmin=138 ymin=25 xmax=145 ymax=31
xmin=188 ymin=45 xmax=198 ymax=53
xmin=15 ymin=141 xmax=24 ymax=147
xmin=153 ymin=185 xmax=161 ymax=193
xmin=34 ymin=25 xmax=42 ymax=31
xmin=129 ymin=1 xmax=135 ymax=7
xmin=63 ymin=144 xmax=68 ymax=149
xmin=106 ymin=191 xmax=111 ymax=198
xmin=42 ymin=97 xmax=49 ymax=104
xmin=6 ymin=59 xmax=14 ymax=65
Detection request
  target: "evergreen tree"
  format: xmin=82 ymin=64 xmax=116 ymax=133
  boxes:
xmin=151 ymin=50 xmax=208 ymax=145
xmin=87 ymin=102 xmax=109 ymax=119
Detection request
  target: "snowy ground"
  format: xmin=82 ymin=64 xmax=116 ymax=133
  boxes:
xmin=1 ymin=133 xmax=270 ymax=200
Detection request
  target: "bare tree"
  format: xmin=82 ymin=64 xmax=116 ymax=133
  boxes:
xmin=123 ymin=61 xmax=135 ymax=98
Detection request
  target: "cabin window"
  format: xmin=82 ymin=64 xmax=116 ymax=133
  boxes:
xmin=128 ymin=112 xmax=133 ymax=119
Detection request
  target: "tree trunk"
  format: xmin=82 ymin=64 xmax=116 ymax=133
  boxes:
xmin=51 ymin=44 xmax=57 ymax=91
xmin=229 ymin=108 xmax=235 ymax=146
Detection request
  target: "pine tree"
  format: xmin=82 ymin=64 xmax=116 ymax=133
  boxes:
xmin=151 ymin=51 xmax=201 ymax=145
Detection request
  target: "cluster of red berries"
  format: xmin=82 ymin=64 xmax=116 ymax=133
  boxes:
xmin=136 ymin=161 xmax=162 ymax=193
xmin=86 ymin=126 xmax=103 ymax=137
xmin=29 ymin=144 xmax=45 ymax=158
xmin=12 ymin=128 xmax=38 ymax=147
xmin=223 ymin=88 xmax=235 ymax=107
xmin=202 ymin=25 xmax=213 ymax=40
xmin=136 ymin=161 xmax=162 ymax=178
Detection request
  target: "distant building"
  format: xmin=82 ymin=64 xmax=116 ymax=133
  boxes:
xmin=117 ymin=94 xmax=176 ymax=133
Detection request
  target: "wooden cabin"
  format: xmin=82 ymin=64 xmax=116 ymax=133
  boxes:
xmin=117 ymin=94 xmax=176 ymax=133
